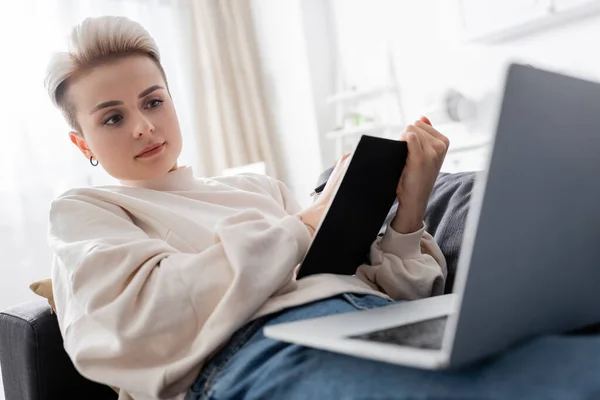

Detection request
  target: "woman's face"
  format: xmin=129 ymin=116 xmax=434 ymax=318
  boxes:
xmin=67 ymin=55 xmax=182 ymax=181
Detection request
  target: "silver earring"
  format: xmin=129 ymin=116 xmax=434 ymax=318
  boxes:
xmin=90 ymin=156 xmax=98 ymax=167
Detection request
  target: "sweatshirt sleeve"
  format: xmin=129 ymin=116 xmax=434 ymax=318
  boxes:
xmin=263 ymin=175 xmax=447 ymax=301
xmin=264 ymin=176 xmax=304 ymax=215
xmin=356 ymin=224 xmax=447 ymax=300
xmin=48 ymin=190 xmax=311 ymax=396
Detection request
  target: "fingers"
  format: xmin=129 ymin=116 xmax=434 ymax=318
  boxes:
xmin=415 ymin=119 xmax=450 ymax=148
xmin=411 ymin=116 xmax=449 ymax=152
xmin=400 ymin=127 xmax=424 ymax=153
xmin=403 ymin=122 xmax=448 ymax=165
xmin=332 ymin=153 xmax=351 ymax=166
xmin=420 ymin=116 xmax=432 ymax=126
xmin=334 ymin=153 xmax=351 ymax=173
xmin=326 ymin=153 xmax=351 ymax=190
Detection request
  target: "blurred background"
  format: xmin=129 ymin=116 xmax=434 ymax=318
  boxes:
xmin=0 ymin=2 xmax=599 ymax=389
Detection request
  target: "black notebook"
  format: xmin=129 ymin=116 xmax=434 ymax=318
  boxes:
xmin=297 ymin=135 xmax=408 ymax=279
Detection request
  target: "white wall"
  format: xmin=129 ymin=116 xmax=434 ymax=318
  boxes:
xmin=251 ymin=0 xmax=324 ymax=206
xmin=251 ymin=0 xmax=600 ymax=194
xmin=386 ymin=0 xmax=600 ymax=130
xmin=299 ymin=0 xmax=338 ymax=169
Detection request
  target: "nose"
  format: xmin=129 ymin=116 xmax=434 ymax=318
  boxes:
xmin=133 ymin=112 xmax=155 ymax=138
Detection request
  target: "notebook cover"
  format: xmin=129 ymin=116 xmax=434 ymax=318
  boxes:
xmin=297 ymin=135 xmax=408 ymax=278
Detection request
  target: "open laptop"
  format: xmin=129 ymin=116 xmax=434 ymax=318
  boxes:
xmin=263 ymin=63 xmax=600 ymax=369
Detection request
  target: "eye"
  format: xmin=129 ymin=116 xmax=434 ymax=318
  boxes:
xmin=103 ymin=114 xmax=123 ymax=126
xmin=146 ymin=99 xmax=164 ymax=109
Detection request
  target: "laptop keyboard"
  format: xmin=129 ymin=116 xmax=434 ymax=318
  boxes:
xmin=349 ymin=316 xmax=448 ymax=350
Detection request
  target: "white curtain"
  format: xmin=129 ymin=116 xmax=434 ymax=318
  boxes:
xmin=0 ymin=0 xmax=198 ymax=310
xmin=186 ymin=0 xmax=280 ymax=178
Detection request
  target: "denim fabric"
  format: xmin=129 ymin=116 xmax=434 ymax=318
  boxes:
xmin=186 ymin=294 xmax=600 ymax=400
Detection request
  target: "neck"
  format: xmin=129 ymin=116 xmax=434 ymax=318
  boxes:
xmin=118 ymin=164 xmax=194 ymax=191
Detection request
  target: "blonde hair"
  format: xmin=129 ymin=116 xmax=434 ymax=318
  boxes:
xmin=45 ymin=16 xmax=168 ymax=132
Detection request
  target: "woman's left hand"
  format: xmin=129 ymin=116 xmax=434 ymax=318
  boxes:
xmin=392 ymin=116 xmax=449 ymax=234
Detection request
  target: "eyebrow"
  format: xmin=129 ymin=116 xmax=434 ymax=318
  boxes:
xmin=89 ymin=85 xmax=165 ymax=115
xmin=138 ymin=85 xmax=164 ymax=99
xmin=89 ymin=100 xmax=123 ymax=115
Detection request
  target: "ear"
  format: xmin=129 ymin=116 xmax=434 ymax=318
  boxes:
xmin=69 ymin=131 xmax=93 ymax=159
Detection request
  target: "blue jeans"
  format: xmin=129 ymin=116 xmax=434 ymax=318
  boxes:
xmin=186 ymin=294 xmax=600 ymax=400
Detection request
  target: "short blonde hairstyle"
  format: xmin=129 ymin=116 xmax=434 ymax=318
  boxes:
xmin=45 ymin=16 xmax=169 ymax=132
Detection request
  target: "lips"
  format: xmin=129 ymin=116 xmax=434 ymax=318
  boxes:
xmin=136 ymin=142 xmax=165 ymax=158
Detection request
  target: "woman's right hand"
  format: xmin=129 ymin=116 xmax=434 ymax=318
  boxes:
xmin=297 ymin=153 xmax=352 ymax=237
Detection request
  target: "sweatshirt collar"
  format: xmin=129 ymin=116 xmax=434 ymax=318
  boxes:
xmin=119 ymin=166 xmax=196 ymax=191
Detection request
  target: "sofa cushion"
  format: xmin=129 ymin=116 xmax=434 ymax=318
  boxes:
xmin=423 ymin=172 xmax=476 ymax=293
xmin=29 ymin=278 xmax=56 ymax=313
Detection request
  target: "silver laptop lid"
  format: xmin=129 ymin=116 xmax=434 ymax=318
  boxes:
xmin=445 ymin=63 xmax=600 ymax=367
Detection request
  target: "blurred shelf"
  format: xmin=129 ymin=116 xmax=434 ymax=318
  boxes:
xmin=326 ymin=85 xmax=398 ymax=104
xmin=464 ymin=0 xmax=600 ymax=44
xmin=325 ymin=123 xmax=405 ymax=140
xmin=443 ymin=134 xmax=490 ymax=173
xmin=446 ymin=136 xmax=490 ymax=154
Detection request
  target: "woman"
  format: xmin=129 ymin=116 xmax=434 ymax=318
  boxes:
xmin=45 ymin=15 xmax=446 ymax=399
xmin=47 ymin=16 xmax=599 ymax=400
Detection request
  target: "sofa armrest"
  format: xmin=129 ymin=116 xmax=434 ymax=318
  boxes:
xmin=0 ymin=300 xmax=116 ymax=400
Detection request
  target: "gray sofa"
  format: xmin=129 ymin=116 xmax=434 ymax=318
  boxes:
xmin=0 ymin=171 xmax=476 ymax=400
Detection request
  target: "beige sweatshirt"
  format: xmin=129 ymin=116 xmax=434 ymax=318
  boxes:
xmin=48 ymin=166 xmax=446 ymax=400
